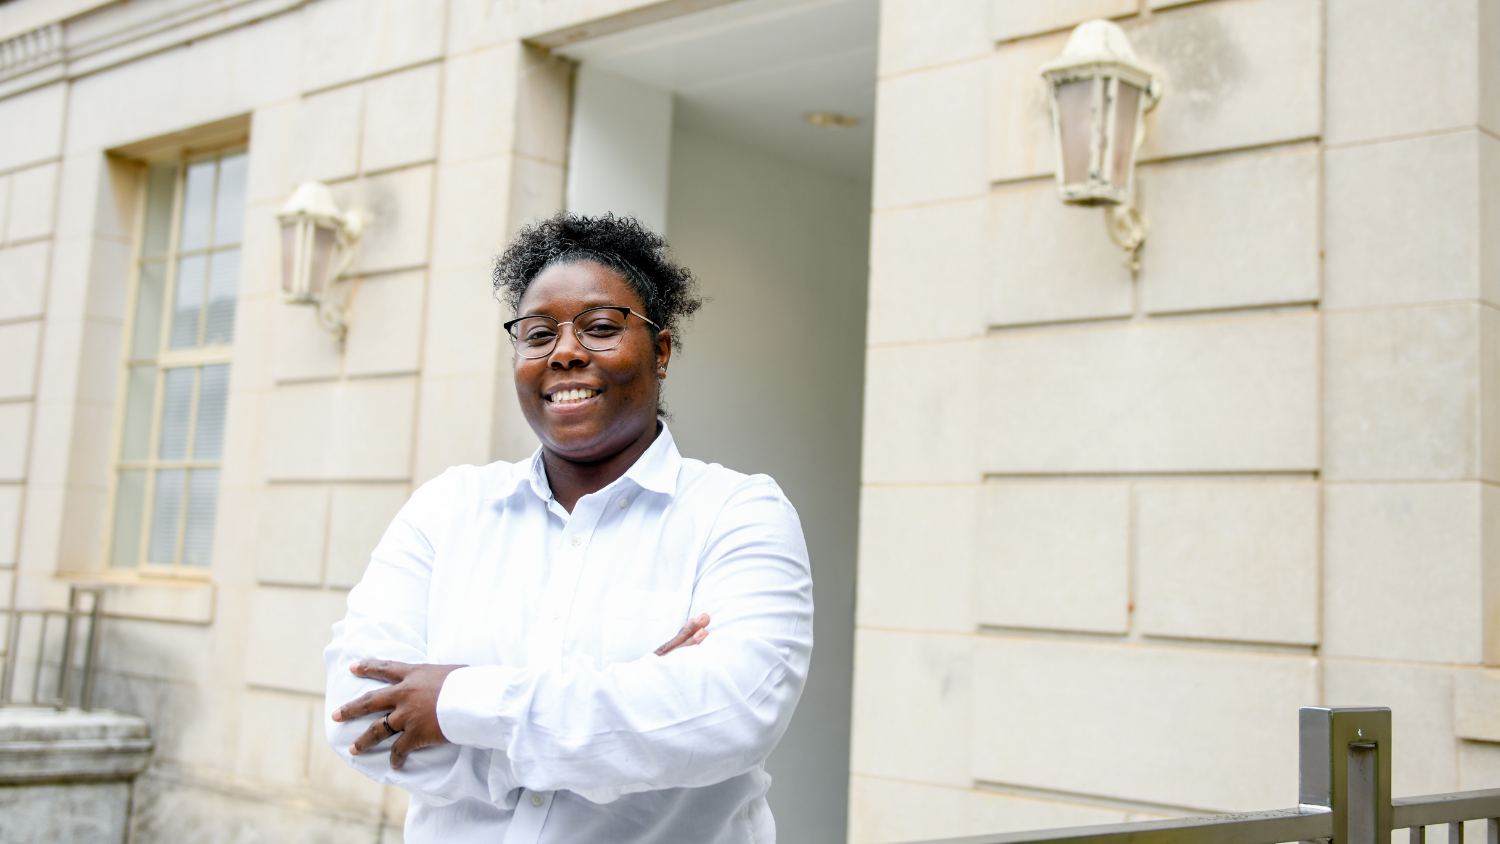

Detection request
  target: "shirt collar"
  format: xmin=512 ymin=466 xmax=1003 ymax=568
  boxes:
xmin=483 ymin=423 xmax=682 ymax=501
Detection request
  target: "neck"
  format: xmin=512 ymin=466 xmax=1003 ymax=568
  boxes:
xmin=541 ymin=421 xmax=661 ymax=513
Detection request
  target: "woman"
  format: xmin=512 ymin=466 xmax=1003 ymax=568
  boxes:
xmin=323 ymin=213 xmax=814 ymax=844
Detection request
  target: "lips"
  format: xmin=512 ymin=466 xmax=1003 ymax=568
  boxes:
xmin=546 ymin=387 xmax=600 ymax=405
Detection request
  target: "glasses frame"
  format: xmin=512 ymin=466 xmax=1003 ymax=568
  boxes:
xmin=504 ymin=306 xmax=661 ymax=359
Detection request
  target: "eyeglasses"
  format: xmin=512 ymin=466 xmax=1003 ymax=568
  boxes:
xmin=504 ymin=306 xmax=660 ymax=359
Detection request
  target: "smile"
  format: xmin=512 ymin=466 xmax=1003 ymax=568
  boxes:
xmin=547 ymin=388 xmax=600 ymax=405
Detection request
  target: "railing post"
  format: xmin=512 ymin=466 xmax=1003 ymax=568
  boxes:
xmin=1301 ymin=707 xmax=1393 ymax=844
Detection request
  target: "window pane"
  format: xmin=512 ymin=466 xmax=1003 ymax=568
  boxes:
xmin=170 ymin=254 xmax=207 ymax=349
xmin=203 ymin=249 xmax=240 ymax=345
xmin=158 ymin=367 xmax=196 ymax=461
xmin=108 ymin=470 xmax=148 ymax=568
xmin=141 ymin=163 xmax=177 ymax=259
xmin=119 ymin=365 xmax=157 ymax=462
xmin=178 ymin=159 xmax=217 ymax=252
xmin=147 ymin=468 xmax=185 ymax=564
xmin=193 ymin=364 xmax=229 ymax=461
xmin=131 ymin=262 xmax=166 ymax=360
xmin=182 ymin=469 xmax=220 ymax=566
xmin=213 ymin=152 xmax=248 ymax=247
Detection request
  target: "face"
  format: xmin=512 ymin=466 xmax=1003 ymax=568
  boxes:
xmin=512 ymin=260 xmax=671 ymax=464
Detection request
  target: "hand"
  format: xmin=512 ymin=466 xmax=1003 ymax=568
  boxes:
xmin=332 ymin=660 xmax=465 ymax=769
xmin=654 ymin=613 xmax=710 ymax=656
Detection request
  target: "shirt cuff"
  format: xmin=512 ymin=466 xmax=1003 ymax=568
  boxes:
xmin=436 ymin=664 xmax=523 ymax=749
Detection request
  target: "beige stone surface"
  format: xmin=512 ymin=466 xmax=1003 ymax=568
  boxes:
xmin=986 ymin=180 xmax=1134 ymax=326
xmin=1136 ymin=481 xmax=1319 ymax=645
xmin=262 ymin=377 xmax=417 ymax=481
xmin=0 ymin=402 xmax=31 ymax=481
xmin=1486 ymin=133 xmax=1500 ymax=308
xmin=1324 ymin=482 xmax=1488 ymax=664
xmin=272 ymin=302 xmax=344 ymax=383
xmin=300 ymin=0 xmax=446 ymax=94
xmin=244 ymin=586 xmax=350 ymax=695
xmin=306 ymin=727 xmax=385 ymax=806
xmin=1324 ymin=304 xmax=1483 ymax=481
xmin=514 ymin=47 xmax=573 ymax=166
xmin=980 ymin=311 xmax=1320 ymax=474
xmin=1459 ymin=740 xmax=1500 ymax=791
xmin=0 ymin=241 xmax=49 ymax=321
xmin=879 ymin=0 xmax=991 ymax=76
xmin=0 ymin=320 xmax=40 ymax=400
xmin=235 ymin=689 xmax=313 ymax=786
xmin=1326 ymin=0 xmax=1484 ymax=144
xmin=848 ymin=776 xmax=1126 ymax=844
xmin=95 ymin=616 xmax=216 ymax=685
xmin=856 ymin=484 xmax=977 ymax=634
xmin=972 ymin=636 xmax=1317 ymax=811
xmin=850 ymin=629 xmax=973 ymax=787
xmin=987 ymin=34 xmax=1064 ymax=183
xmin=991 ymin=0 xmax=1138 ymax=42
xmin=873 ymin=58 xmax=988 ymax=209
xmin=505 ymin=155 xmax=565 ymax=234
xmin=1456 ymin=668 xmax=1500 ymax=742
xmin=339 ymin=165 xmax=434 ymax=275
xmin=362 ymin=64 xmax=441 ymax=173
xmin=1131 ymin=0 xmax=1323 ymax=161
xmin=1139 ymin=145 xmax=1320 ymax=315
xmin=344 ymin=271 xmax=426 ymax=377
xmin=325 ymin=483 xmax=410 ymax=589
xmin=422 ymin=269 xmax=504 ymax=379
xmin=0 ymin=83 xmax=64 ymax=173
xmin=0 ymin=483 xmax=18 ymax=566
xmin=430 ymin=157 xmax=512 ymax=273
xmin=413 ymin=373 xmax=498 ymax=485
xmin=8 ymin=162 xmax=57 ymax=242
xmin=1325 ymin=131 xmax=1485 ymax=309
xmin=295 ymin=84 xmax=364 ymax=186
xmin=254 ymin=485 xmax=330 ymax=587
xmin=0 ymin=172 xmax=9 ymax=239
xmin=861 ymin=341 xmax=980 ymax=484
xmin=867 ymin=198 xmax=987 ymax=345
xmin=246 ymin=103 xmax=296 ymax=206
xmin=975 ymin=481 xmax=1130 ymax=634
xmin=1325 ymin=659 xmax=1458 ymax=796
xmin=439 ymin=44 xmax=520 ymax=165
xmin=1486 ymin=0 xmax=1500 ymax=137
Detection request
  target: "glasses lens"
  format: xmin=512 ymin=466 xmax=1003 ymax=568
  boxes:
xmin=512 ymin=317 xmax=559 ymax=358
xmin=574 ymin=308 xmax=628 ymax=352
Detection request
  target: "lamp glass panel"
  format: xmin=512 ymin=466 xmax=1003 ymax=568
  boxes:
xmin=308 ymin=225 xmax=340 ymax=298
xmin=280 ymin=220 xmax=302 ymax=297
xmin=1110 ymin=81 xmax=1142 ymax=192
xmin=1055 ymin=78 xmax=1096 ymax=187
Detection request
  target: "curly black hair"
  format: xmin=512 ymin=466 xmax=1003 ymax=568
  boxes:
xmin=493 ymin=212 xmax=703 ymax=350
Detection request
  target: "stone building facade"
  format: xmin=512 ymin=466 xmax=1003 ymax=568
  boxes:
xmin=0 ymin=0 xmax=1494 ymax=842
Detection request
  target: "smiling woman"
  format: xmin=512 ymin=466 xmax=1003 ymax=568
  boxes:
xmin=323 ymin=213 xmax=815 ymax=844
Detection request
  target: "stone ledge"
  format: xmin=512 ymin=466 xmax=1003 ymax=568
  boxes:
xmin=0 ymin=708 xmax=152 ymax=784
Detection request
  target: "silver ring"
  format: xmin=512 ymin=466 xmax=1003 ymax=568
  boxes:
xmin=383 ymin=714 xmax=398 ymax=737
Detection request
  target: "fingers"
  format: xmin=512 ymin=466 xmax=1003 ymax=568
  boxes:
xmin=332 ymin=685 xmax=398 ymax=722
xmin=349 ymin=713 xmax=397 ymax=756
xmin=349 ymin=659 xmax=412 ymax=683
xmin=654 ymin=613 xmax=711 ymax=656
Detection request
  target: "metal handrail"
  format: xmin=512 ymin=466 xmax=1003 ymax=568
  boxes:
xmin=0 ymin=586 xmax=104 ymax=710
xmin=910 ymin=708 xmax=1500 ymax=844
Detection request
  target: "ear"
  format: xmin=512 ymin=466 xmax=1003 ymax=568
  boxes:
xmin=655 ymin=329 xmax=673 ymax=375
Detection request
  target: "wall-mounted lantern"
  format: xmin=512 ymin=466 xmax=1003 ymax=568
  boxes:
xmin=1040 ymin=19 xmax=1162 ymax=270
xmin=277 ymin=182 xmax=365 ymax=341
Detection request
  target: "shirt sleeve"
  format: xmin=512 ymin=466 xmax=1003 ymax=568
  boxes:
xmin=433 ymin=476 xmax=815 ymax=804
xmin=322 ymin=468 xmax=502 ymax=808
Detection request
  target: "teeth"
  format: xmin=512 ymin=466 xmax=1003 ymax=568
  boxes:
xmin=549 ymin=388 xmax=599 ymax=404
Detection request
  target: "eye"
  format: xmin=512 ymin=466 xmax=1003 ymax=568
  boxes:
xmin=582 ymin=322 xmax=623 ymax=338
xmin=521 ymin=325 xmax=558 ymax=344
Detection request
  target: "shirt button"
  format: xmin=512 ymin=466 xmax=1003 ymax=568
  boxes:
xmin=618 ymin=497 xmax=629 ymax=508
xmin=531 ymin=792 xmax=545 ymax=807
xmin=570 ymin=535 xmax=582 ymax=547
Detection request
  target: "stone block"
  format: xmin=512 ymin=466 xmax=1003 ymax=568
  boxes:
xmin=0 ymin=242 xmax=50 ymax=322
xmin=1136 ymin=481 xmax=1320 ymax=645
xmin=971 ymin=637 xmax=1317 ymax=811
xmin=0 ymin=321 xmax=40 ymax=400
xmin=1139 ymin=144 xmax=1320 ymax=314
xmin=430 ymin=158 xmax=511 ymax=273
xmin=1456 ymin=668 xmax=1500 ymax=742
xmin=1486 ymin=0 xmax=1500 ymax=137
xmin=245 ymin=586 xmax=350 ymax=695
xmin=1324 ymin=482 xmax=1488 ymax=664
xmin=873 ymin=58 xmax=988 ymax=209
xmin=1327 ymin=0 xmax=1484 ymax=144
xmin=247 ymin=102 xmax=297 ymax=205
xmin=505 ymin=155 xmax=565 ymax=235
xmin=879 ymin=0 xmax=991 ymax=76
xmin=1131 ymin=0 xmax=1323 ymax=161
xmin=421 ymin=269 xmax=504 ymax=379
xmin=300 ymin=0 xmax=446 ymax=93
xmin=1460 ymin=740 xmax=1500 ymax=791
xmin=262 ymin=377 xmax=417 ymax=482
xmin=293 ymin=84 xmax=363 ymax=186
xmin=306 ymin=729 xmax=384 ymax=806
xmin=987 ymin=35 xmax=1066 ymax=184
xmin=856 ymin=484 xmax=978 ymax=634
xmin=439 ymin=45 xmax=520 ymax=165
xmin=1325 ymin=659 xmax=1458 ymax=795
xmin=1325 ymin=304 xmax=1483 ymax=481
xmin=362 ymin=64 xmax=441 ymax=173
xmin=0 ymin=781 xmax=131 ymax=842
xmin=991 ymin=0 xmax=1138 ymax=42
xmin=95 ymin=616 xmax=217 ymax=686
xmin=127 ymin=768 xmax=383 ymax=843
xmin=255 ymin=485 xmax=330 ymax=587
xmin=0 ymin=83 xmax=64 ymax=173
xmin=1326 ymin=131 xmax=1486 ymax=309
xmin=338 ymin=165 xmax=434 ymax=275
xmin=849 ymin=776 xmax=1125 ymax=844
xmin=986 ymin=180 xmax=1133 ymax=326
xmin=862 ymin=342 xmax=980 ymax=484
xmin=980 ymin=311 xmax=1320 ymax=473
xmin=0 ymin=402 xmax=31 ymax=482
xmin=868 ymin=198 xmax=986 ymax=345
xmin=516 ymin=47 xmax=572 ymax=166
xmin=8 ymin=162 xmax=57 ymax=242
xmin=850 ymin=629 xmax=973 ymax=787
xmin=0 ymin=484 xmax=18 ymax=566
xmin=1487 ymin=133 xmax=1500 ymax=308
xmin=412 ymin=374 xmax=497 ymax=486
xmin=325 ymin=484 xmax=410 ymax=589
xmin=976 ymin=482 xmax=1129 ymax=634
xmin=235 ymin=689 xmax=313 ymax=786
xmin=345 ymin=271 xmax=426 ymax=377
xmin=272 ymin=301 xmax=344 ymax=383
xmin=0 ymin=173 xmax=8 ymax=240
xmin=236 ymin=198 xmax=283 ymax=302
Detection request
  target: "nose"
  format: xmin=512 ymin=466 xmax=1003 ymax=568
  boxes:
xmin=547 ymin=322 xmax=589 ymax=370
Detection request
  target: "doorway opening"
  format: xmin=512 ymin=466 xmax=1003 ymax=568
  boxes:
xmin=554 ymin=1 xmax=877 ymax=840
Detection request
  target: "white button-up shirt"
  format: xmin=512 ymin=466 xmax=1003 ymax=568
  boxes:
xmin=323 ymin=426 xmax=814 ymax=844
